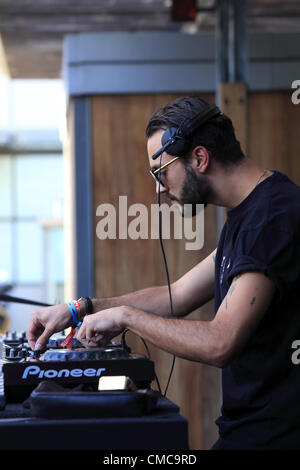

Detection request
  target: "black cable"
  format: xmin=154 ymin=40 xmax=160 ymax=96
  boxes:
xmin=121 ymin=329 xmax=162 ymax=396
xmin=120 ymin=152 xmax=177 ymax=398
xmin=157 ymin=153 xmax=176 ymax=398
xmin=0 ymin=294 xmax=52 ymax=307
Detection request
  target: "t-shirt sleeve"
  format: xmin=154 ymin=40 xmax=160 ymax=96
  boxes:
xmin=227 ymin=224 xmax=300 ymax=298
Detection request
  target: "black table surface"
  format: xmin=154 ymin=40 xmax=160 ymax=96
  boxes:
xmin=0 ymin=397 xmax=189 ymax=450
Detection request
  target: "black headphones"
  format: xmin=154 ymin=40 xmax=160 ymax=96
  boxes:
xmin=151 ymin=104 xmax=221 ymax=161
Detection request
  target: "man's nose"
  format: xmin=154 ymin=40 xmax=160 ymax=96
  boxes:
xmin=156 ymin=180 xmax=168 ymax=194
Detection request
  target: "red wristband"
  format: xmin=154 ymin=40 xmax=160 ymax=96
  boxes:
xmin=73 ymin=300 xmax=81 ymax=321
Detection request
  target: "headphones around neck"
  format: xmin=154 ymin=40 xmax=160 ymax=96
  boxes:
xmin=151 ymin=104 xmax=221 ymax=161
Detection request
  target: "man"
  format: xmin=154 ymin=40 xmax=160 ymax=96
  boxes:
xmin=27 ymin=96 xmax=300 ymax=450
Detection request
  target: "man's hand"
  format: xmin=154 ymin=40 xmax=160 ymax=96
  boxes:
xmin=77 ymin=307 xmax=125 ymax=348
xmin=26 ymin=304 xmax=73 ymax=350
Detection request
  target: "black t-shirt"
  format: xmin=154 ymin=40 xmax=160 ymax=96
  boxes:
xmin=214 ymin=170 xmax=300 ymax=448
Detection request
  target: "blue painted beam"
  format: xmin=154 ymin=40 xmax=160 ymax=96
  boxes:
xmin=63 ymin=31 xmax=300 ymax=95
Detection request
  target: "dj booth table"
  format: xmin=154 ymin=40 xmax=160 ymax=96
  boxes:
xmin=0 ymin=397 xmax=189 ymax=450
xmin=0 ymin=334 xmax=189 ymax=452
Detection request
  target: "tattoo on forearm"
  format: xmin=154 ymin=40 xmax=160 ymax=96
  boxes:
xmin=228 ymin=284 xmax=235 ymax=295
xmin=228 ymin=275 xmax=241 ymax=294
xmin=250 ymin=296 xmax=256 ymax=306
xmin=224 ymin=273 xmax=246 ymax=309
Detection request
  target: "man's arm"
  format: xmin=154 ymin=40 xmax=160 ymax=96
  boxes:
xmin=26 ymin=248 xmax=216 ymax=350
xmin=92 ymin=247 xmax=216 ymax=317
xmin=77 ymin=271 xmax=275 ymax=367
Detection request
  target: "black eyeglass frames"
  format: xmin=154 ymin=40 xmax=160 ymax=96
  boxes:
xmin=149 ymin=156 xmax=180 ymax=187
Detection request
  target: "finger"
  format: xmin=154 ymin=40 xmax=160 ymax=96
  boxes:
xmin=27 ymin=330 xmax=37 ymax=350
xmin=81 ymin=316 xmax=99 ymax=341
xmin=79 ymin=338 xmax=98 ymax=348
xmin=77 ymin=322 xmax=104 ymax=348
xmin=26 ymin=314 xmax=40 ymax=349
xmin=76 ymin=322 xmax=86 ymax=343
xmin=95 ymin=337 xmax=111 ymax=348
xmin=85 ymin=320 xmax=95 ymax=341
xmin=93 ymin=332 xmax=104 ymax=342
xmin=34 ymin=328 xmax=53 ymax=351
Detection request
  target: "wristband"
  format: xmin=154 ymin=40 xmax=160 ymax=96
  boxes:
xmin=78 ymin=297 xmax=89 ymax=317
xmin=86 ymin=297 xmax=93 ymax=315
xmin=78 ymin=296 xmax=93 ymax=316
xmin=73 ymin=299 xmax=81 ymax=321
xmin=60 ymin=328 xmax=76 ymax=349
xmin=66 ymin=301 xmax=80 ymax=327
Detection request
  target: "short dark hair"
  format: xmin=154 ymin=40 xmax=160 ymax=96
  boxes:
xmin=146 ymin=96 xmax=245 ymax=167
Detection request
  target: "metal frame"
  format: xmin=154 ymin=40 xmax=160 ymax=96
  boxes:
xmin=215 ymin=0 xmax=247 ymax=239
xmin=215 ymin=0 xmax=247 ymax=85
xmin=73 ymin=97 xmax=94 ymax=298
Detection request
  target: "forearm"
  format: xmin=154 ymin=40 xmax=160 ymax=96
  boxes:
xmin=90 ymin=250 xmax=216 ymax=319
xmin=127 ymin=271 xmax=274 ymax=368
xmin=121 ymin=306 xmax=224 ymax=367
xmin=77 ymin=272 xmax=275 ymax=367
xmin=91 ymin=284 xmax=185 ymax=318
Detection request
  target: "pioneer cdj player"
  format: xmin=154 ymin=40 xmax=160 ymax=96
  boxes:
xmin=0 ymin=330 xmax=156 ymax=407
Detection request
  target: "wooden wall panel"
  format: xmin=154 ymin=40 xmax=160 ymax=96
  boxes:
xmin=219 ymin=82 xmax=249 ymax=155
xmin=248 ymin=91 xmax=300 ymax=185
xmin=91 ymin=93 xmax=219 ymax=450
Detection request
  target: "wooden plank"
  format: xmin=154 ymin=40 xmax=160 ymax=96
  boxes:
xmin=248 ymin=91 xmax=300 ymax=185
xmin=0 ymin=0 xmax=168 ymax=15
xmin=219 ymin=82 xmax=248 ymax=155
xmin=218 ymin=82 xmax=248 ymax=226
xmin=1 ymin=32 xmax=62 ymax=78
xmin=0 ymin=13 xmax=174 ymax=31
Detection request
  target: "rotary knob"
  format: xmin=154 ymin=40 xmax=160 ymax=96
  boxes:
xmin=102 ymin=347 xmax=130 ymax=359
xmin=4 ymin=344 xmax=26 ymax=362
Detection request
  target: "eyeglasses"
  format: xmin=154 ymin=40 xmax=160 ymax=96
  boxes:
xmin=149 ymin=156 xmax=180 ymax=188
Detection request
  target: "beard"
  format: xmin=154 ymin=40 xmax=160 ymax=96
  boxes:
xmin=167 ymin=164 xmax=212 ymax=217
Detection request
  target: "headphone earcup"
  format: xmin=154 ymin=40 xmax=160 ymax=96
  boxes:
xmin=161 ymin=127 xmax=190 ymax=157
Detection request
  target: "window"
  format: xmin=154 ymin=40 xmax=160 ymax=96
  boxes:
xmin=0 ymin=153 xmax=64 ymax=330
xmin=0 ymin=79 xmax=65 ymax=332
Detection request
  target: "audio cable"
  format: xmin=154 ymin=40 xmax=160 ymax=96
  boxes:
xmin=121 ymin=151 xmax=177 ymax=398
xmin=121 ymin=328 xmax=162 ymax=396
xmin=157 ymin=152 xmax=176 ymax=398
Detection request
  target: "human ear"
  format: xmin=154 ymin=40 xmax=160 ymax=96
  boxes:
xmin=191 ymin=146 xmax=210 ymax=173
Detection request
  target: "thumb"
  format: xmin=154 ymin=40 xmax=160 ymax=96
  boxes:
xmin=34 ymin=328 xmax=53 ymax=351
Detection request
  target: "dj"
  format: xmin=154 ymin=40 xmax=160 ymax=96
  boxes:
xmin=27 ymin=96 xmax=300 ymax=450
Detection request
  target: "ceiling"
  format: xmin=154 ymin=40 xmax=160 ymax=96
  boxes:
xmin=1 ymin=0 xmax=300 ymax=79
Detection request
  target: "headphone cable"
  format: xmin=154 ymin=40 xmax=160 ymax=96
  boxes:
xmin=157 ymin=153 xmax=176 ymax=398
